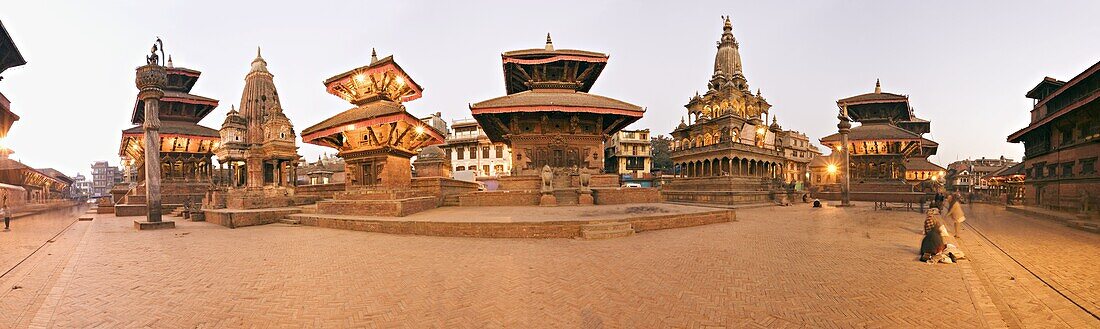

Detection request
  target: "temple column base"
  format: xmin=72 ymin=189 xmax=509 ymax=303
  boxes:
xmin=539 ymin=194 xmax=558 ymax=207
xmin=133 ymin=220 xmax=176 ymax=230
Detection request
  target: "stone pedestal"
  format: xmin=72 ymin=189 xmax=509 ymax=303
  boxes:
xmin=578 ymin=192 xmax=594 ymax=205
xmin=540 ymin=193 xmax=558 ymax=206
xmin=134 ymin=220 xmax=176 ymax=230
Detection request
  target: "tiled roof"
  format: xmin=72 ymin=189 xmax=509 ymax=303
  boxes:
xmin=903 ymin=158 xmax=944 ymax=171
xmin=301 ymin=100 xmax=405 ymax=136
xmin=837 ymin=92 xmax=908 ymax=105
xmin=502 ymin=48 xmax=607 ymax=58
xmin=123 ymin=121 xmax=219 ymax=137
xmin=985 ymin=162 xmax=1024 ymax=178
xmin=470 ymin=89 xmax=642 ymax=113
xmin=820 ymin=123 xmax=922 ymax=142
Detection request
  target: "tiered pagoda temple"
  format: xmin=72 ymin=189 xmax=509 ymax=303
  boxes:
xmin=819 ymin=80 xmax=939 ymax=191
xmin=469 ymin=35 xmax=646 ymax=205
xmin=662 ymin=17 xmax=793 ymax=206
xmin=212 ymin=49 xmax=307 ymax=209
xmin=116 ymin=56 xmax=220 ymax=216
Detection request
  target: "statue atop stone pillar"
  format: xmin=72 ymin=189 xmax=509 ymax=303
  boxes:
xmin=133 ymin=38 xmax=174 ymax=230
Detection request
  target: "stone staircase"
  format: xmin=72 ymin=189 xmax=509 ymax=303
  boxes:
xmin=442 ymin=194 xmax=461 ymax=207
xmin=278 ymin=218 xmax=301 ymax=225
xmin=580 ymin=222 xmax=635 ymax=239
xmin=553 ymin=189 xmax=579 ymax=206
xmin=1068 ymin=219 xmax=1100 ymax=233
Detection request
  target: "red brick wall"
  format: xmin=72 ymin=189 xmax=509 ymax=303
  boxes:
xmin=292 ymin=209 xmax=735 ymax=238
xmin=592 ymin=188 xmax=659 ymax=204
xmin=458 ymin=191 xmax=540 ymax=206
xmin=315 ymin=196 xmax=437 ymax=217
xmin=296 ymin=183 xmax=345 ymax=199
xmin=204 ymin=208 xmax=302 ymax=228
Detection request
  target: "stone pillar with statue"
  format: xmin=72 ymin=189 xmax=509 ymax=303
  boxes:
xmin=133 ymin=38 xmax=174 ymax=230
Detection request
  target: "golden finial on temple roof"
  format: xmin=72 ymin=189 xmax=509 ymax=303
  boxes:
xmin=545 ymin=33 xmax=554 ymax=51
xmin=875 ymin=79 xmax=881 ymax=93
xmin=371 ymin=48 xmax=378 ymax=63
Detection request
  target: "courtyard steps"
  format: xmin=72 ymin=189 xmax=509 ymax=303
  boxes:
xmin=553 ymin=189 xmax=579 ymax=206
xmin=1068 ymin=219 xmax=1100 ymax=233
xmin=581 ymin=222 xmax=635 ymax=240
xmin=296 ymin=204 xmax=319 ymax=214
xmin=278 ymin=218 xmax=301 ymax=225
xmin=442 ymin=195 xmax=460 ymax=207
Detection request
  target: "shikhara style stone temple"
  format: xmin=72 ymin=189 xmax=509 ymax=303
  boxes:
xmin=468 ymin=35 xmax=657 ymax=206
xmin=115 ymin=54 xmax=220 ymax=217
xmin=818 ymin=80 xmax=940 ymax=196
xmin=208 ymin=49 xmax=312 ymax=210
xmin=661 ymin=17 xmax=801 ymax=206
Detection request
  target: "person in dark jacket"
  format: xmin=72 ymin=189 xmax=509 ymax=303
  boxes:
xmin=920 ymin=210 xmax=946 ymax=261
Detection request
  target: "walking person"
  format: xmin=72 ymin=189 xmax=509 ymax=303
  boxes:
xmin=946 ymin=192 xmax=967 ymax=237
xmin=2 ymin=196 xmax=9 ymax=231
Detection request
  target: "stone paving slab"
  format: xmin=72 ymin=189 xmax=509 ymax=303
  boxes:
xmin=5 ymin=202 xmax=1100 ymax=327
xmin=964 ymin=204 xmax=1100 ymax=322
xmin=5 ymin=204 xmax=998 ymax=328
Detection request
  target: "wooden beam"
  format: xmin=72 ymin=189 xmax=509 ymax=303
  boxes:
xmin=392 ymin=123 xmax=411 ymax=148
xmin=603 ymin=117 xmax=626 ymax=135
xmin=488 ymin=115 xmax=511 ymax=135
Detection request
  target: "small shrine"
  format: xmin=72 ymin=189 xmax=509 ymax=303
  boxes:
xmin=211 ymin=49 xmax=311 ymax=209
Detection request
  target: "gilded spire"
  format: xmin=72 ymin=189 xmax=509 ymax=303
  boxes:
xmin=166 ymin=55 xmax=173 ymax=68
xmin=874 ymin=79 xmax=881 ymax=93
xmin=371 ymin=48 xmax=378 ymax=64
xmin=545 ymin=33 xmax=554 ymax=51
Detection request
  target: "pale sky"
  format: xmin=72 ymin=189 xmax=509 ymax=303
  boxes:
xmin=2 ymin=1 xmax=1098 ymax=177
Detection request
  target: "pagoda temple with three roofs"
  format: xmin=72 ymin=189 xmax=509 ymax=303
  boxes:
xmin=116 ymin=54 xmax=220 ymax=216
xmin=820 ymin=80 xmax=939 ymax=191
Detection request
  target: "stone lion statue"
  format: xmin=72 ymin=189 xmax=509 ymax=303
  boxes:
xmin=540 ymin=165 xmax=553 ymax=194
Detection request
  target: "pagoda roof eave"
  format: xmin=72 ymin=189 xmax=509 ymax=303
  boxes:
xmin=132 ymin=91 xmax=220 ymax=124
xmin=322 ymin=55 xmax=424 ymax=102
xmin=501 ymin=48 xmax=608 ymax=59
xmin=0 ymin=20 xmax=27 ymax=74
xmin=819 ymin=123 xmax=925 ymax=143
xmin=470 ymin=105 xmax=644 ymax=118
xmin=301 ymin=109 xmax=445 ymax=146
xmin=470 ymin=90 xmax=643 ymax=113
xmin=836 ymin=92 xmax=909 ymax=106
